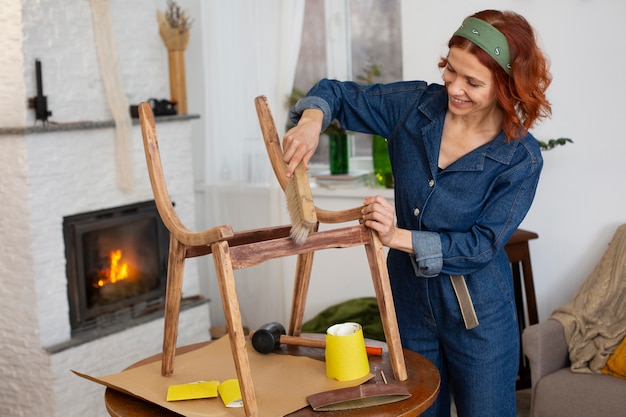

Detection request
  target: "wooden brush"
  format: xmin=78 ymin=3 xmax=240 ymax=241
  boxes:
xmin=253 ymin=95 xmax=316 ymax=244
xmin=286 ymin=163 xmax=317 ymax=245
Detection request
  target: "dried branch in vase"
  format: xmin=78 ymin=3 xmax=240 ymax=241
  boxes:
xmin=164 ymin=0 xmax=193 ymax=34
xmin=157 ymin=0 xmax=193 ymax=51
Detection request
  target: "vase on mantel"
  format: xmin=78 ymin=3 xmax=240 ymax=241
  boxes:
xmin=158 ymin=12 xmax=189 ymax=114
xmin=329 ymin=133 xmax=349 ymax=175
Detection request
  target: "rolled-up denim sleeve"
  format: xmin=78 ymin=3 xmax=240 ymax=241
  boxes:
xmin=410 ymin=230 xmax=443 ymax=278
xmin=289 ymin=96 xmax=333 ymax=132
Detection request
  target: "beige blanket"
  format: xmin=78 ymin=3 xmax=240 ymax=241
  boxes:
xmin=551 ymin=224 xmax=626 ymax=374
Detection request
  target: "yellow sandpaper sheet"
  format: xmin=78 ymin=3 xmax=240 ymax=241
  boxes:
xmin=73 ymin=335 xmax=372 ymax=416
xmin=167 ymin=380 xmax=218 ymax=401
xmin=217 ymin=379 xmax=243 ymax=408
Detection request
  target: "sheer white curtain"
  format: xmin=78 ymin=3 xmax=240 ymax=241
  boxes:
xmin=201 ymin=0 xmax=304 ymax=186
xmin=199 ymin=0 xmax=305 ymax=329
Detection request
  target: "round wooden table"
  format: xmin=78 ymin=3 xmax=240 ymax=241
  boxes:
xmin=105 ymin=337 xmax=440 ymax=417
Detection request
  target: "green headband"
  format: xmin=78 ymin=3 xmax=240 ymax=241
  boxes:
xmin=453 ymin=17 xmax=511 ymax=74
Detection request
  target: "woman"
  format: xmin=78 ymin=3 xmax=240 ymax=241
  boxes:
xmin=284 ymin=9 xmax=551 ymax=417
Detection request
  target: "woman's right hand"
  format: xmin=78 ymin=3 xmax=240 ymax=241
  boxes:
xmin=282 ymin=109 xmax=324 ymax=177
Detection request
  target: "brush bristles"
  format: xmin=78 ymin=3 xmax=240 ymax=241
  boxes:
xmin=286 ymin=174 xmax=316 ymax=245
xmin=290 ymin=226 xmax=310 ymax=246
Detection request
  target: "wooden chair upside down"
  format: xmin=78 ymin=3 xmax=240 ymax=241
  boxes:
xmin=137 ymin=97 xmax=406 ymax=417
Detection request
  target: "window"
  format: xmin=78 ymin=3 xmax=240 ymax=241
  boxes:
xmin=292 ymin=0 xmax=402 ymax=166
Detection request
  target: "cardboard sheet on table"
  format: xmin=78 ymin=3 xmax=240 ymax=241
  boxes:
xmin=73 ymin=335 xmax=372 ymax=416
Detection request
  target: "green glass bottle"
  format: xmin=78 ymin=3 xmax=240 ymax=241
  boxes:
xmin=329 ymin=133 xmax=349 ymax=175
xmin=372 ymin=134 xmax=393 ymax=188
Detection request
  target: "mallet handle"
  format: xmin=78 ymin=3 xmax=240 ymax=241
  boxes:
xmin=278 ymin=334 xmax=383 ymax=356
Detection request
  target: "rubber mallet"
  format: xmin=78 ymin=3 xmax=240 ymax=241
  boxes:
xmin=249 ymin=322 xmax=383 ymax=356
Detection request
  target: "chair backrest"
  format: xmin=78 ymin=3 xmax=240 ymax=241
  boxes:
xmin=254 ymin=96 xmax=363 ymax=224
xmin=138 ymin=102 xmax=233 ymax=246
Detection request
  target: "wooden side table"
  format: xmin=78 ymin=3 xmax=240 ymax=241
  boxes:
xmin=504 ymin=229 xmax=539 ymax=390
xmin=105 ymin=337 xmax=440 ymax=417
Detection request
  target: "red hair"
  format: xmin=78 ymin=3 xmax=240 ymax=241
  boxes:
xmin=438 ymin=10 xmax=552 ymax=141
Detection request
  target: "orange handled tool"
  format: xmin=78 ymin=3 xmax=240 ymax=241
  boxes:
xmin=250 ymin=322 xmax=384 ymax=356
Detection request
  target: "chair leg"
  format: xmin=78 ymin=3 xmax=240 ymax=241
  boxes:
xmin=162 ymin=237 xmax=186 ymax=377
xmin=288 ymin=223 xmax=318 ymax=336
xmin=212 ymin=241 xmax=258 ymax=417
xmin=363 ymin=228 xmax=408 ymax=381
xmin=288 ymin=251 xmax=315 ymax=337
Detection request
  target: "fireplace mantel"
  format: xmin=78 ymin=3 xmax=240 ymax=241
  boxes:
xmin=0 ymin=113 xmax=199 ymax=136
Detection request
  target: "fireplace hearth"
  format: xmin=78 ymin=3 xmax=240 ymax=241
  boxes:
xmin=63 ymin=200 xmax=170 ymax=338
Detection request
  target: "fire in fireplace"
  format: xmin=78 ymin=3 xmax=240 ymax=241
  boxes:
xmin=63 ymin=200 xmax=170 ymax=336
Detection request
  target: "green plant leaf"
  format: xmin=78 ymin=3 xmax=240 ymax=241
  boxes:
xmin=537 ymin=137 xmax=574 ymax=151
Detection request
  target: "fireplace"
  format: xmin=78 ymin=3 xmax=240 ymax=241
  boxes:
xmin=63 ymin=200 xmax=170 ymax=337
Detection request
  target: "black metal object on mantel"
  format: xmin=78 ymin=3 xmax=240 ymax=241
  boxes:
xmin=28 ymin=59 xmax=52 ymax=124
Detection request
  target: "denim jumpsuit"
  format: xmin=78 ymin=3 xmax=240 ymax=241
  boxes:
xmin=291 ymin=79 xmax=543 ymax=417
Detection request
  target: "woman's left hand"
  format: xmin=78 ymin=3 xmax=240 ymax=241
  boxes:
xmin=362 ymin=195 xmax=414 ymax=253
xmin=361 ymin=195 xmax=397 ymax=245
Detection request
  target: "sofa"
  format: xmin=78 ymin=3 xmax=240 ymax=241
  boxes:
xmin=522 ymin=224 xmax=626 ymax=416
xmin=522 ymin=319 xmax=626 ymax=416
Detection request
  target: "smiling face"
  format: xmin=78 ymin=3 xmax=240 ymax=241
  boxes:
xmin=442 ymin=47 xmax=500 ymax=121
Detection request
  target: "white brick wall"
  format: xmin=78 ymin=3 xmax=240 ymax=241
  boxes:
xmin=0 ymin=133 xmax=56 ymax=416
xmin=17 ymin=0 xmax=169 ymax=125
xmin=0 ymin=1 xmax=210 ymax=416
xmin=0 ymin=0 xmax=27 ymax=126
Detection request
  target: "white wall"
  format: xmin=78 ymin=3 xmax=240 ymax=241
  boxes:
xmin=400 ymin=0 xmax=626 ymax=321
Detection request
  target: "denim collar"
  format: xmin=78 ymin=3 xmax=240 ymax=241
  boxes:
xmin=418 ymin=86 xmax=520 ymax=172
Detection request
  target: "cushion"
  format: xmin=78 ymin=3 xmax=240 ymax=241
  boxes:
xmin=533 ymin=368 xmax=626 ymax=417
xmin=301 ymin=297 xmax=385 ymax=341
xmin=603 ymin=336 xmax=626 ymax=379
